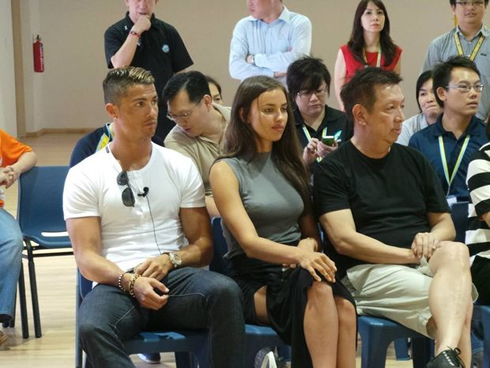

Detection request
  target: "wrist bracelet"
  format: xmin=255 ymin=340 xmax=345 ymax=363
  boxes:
xmin=128 ymin=273 xmax=141 ymax=298
xmin=129 ymin=30 xmax=141 ymax=38
xmin=117 ymin=272 xmax=128 ymax=293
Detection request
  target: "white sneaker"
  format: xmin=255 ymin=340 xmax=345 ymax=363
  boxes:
xmin=137 ymin=353 xmax=161 ymax=364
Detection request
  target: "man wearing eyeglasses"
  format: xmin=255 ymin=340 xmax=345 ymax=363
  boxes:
xmin=162 ymin=71 xmax=230 ymax=219
xmin=229 ymin=0 xmax=311 ymax=86
xmin=105 ymin=0 xmax=193 ymax=141
xmin=63 ymin=67 xmax=245 ymax=368
xmin=410 ymin=56 xmax=488 ymax=201
xmin=422 ymin=0 xmax=490 ymax=122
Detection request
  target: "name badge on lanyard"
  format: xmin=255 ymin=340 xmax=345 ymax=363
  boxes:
xmin=438 ymin=134 xmax=470 ymax=197
xmin=454 ymin=32 xmax=485 ymax=61
xmin=364 ymin=45 xmax=382 ymax=67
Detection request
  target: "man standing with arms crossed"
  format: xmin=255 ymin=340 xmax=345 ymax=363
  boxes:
xmin=229 ymin=0 xmax=311 ymax=85
xmin=105 ymin=0 xmax=193 ymax=140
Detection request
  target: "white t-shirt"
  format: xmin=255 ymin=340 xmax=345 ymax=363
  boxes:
xmin=63 ymin=143 xmax=205 ymax=271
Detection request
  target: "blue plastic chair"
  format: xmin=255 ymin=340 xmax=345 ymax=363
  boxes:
xmin=450 ymin=201 xmax=469 ymax=242
xmin=76 ymin=271 xmax=207 ymax=368
xmin=358 ymin=316 xmax=432 ymax=368
xmin=17 ymin=165 xmax=72 ymax=338
xmin=210 ymin=217 xmax=291 ymax=366
xmin=473 ymin=304 xmax=490 ymax=367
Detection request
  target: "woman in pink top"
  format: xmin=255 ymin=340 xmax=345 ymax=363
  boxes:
xmin=334 ymin=0 xmax=402 ymax=110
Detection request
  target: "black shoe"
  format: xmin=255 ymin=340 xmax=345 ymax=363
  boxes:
xmin=427 ymin=347 xmax=465 ymax=368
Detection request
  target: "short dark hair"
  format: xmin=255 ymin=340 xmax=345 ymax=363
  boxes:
xmin=415 ymin=70 xmax=434 ymax=111
xmin=432 ymin=55 xmax=481 ymax=107
xmin=287 ymin=56 xmax=331 ymax=100
xmin=449 ymin=0 xmax=489 ymax=6
xmin=103 ymin=67 xmax=155 ymax=105
xmin=340 ymin=67 xmax=402 ymax=123
xmin=162 ymin=71 xmax=211 ymax=104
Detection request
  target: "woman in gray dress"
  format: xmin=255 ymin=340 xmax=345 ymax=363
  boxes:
xmin=209 ymin=76 xmax=356 ymax=368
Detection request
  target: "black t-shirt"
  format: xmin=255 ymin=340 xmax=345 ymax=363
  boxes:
xmin=104 ymin=13 xmax=193 ymax=139
xmin=104 ymin=13 xmax=193 ymax=100
xmin=294 ymin=105 xmax=349 ymax=149
xmin=313 ymin=141 xmax=449 ymax=276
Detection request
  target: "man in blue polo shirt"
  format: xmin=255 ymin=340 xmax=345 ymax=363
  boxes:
xmin=409 ymin=56 xmax=488 ymax=201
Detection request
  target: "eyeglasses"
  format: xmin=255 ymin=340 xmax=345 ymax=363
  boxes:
xmin=117 ymin=171 xmax=135 ymax=207
xmin=445 ymin=83 xmax=484 ymax=93
xmin=296 ymin=88 xmax=328 ymax=100
xmin=166 ymin=97 xmax=203 ymax=122
xmin=455 ymin=1 xmax=485 ymax=6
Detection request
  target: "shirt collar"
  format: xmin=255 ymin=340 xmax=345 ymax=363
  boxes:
xmin=456 ymin=24 xmax=489 ymax=39
xmin=433 ymin=114 xmax=483 ymax=137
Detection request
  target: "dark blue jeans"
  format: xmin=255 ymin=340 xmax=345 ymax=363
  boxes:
xmin=79 ymin=268 xmax=245 ymax=368
xmin=0 ymin=209 xmax=23 ymax=321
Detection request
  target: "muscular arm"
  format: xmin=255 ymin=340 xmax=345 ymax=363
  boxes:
xmin=320 ymin=209 xmax=419 ymax=264
xmin=68 ymin=216 xmax=169 ymax=310
xmin=67 ymin=217 xmax=124 ymax=285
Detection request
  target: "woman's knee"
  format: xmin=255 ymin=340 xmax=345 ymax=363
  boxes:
xmin=307 ymin=281 xmax=334 ymax=303
xmin=335 ymin=297 xmax=356 ymax=328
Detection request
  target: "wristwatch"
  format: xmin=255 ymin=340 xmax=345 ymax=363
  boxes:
xmin=168 ymin=252 xmax=182 ymax=269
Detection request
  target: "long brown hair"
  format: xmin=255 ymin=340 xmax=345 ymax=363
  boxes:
xmin=223 ymin=76 xmax=312 ymax=214
xmin=347 ymin=0 xmax=397 ymax=66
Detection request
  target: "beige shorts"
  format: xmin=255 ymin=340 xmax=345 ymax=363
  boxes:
xmin=341 ymin=259 xmax=477 ymax=337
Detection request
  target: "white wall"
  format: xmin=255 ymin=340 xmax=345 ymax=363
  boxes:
xmin=10 ymin=1 xmax=490 ymax=134
xmin=0 ymin=0 xmax=16 ymax=136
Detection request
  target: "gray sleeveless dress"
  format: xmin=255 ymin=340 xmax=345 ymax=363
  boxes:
xmin=220 ymin=152 xmax=354 ymax=368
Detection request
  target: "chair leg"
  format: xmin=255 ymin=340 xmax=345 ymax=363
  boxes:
xmin=394 ymin=338 xmax=410 ymax=360
xmin=359 ymin=324 xmax=393 ymax=368
xmin=75 ymin=283 xmax=82 ymax=368
xmin=26 ymin=241 xmax=42 ymax=337
xmin=175 ymin=352 xmax=197 ymax=368
xmin=411 ymin=336 xmax=433 ymax=368
xmin=18 ymin=265 xmax=29 ymax=339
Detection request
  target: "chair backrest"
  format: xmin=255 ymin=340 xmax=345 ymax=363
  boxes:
xmin=450 ymin=201 xmax=469 ymax=243
xmin=17 ymin=166 xmax=70 ymax=244
xmin=209 ymin=217 xmax=232 ymax=277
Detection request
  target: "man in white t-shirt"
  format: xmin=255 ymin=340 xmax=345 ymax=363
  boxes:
xmin=63 ymin=67 xmax=245 ymax=368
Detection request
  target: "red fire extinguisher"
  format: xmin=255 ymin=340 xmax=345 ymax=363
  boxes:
xmin=33 ymin=35 xmax=44 ymax=73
